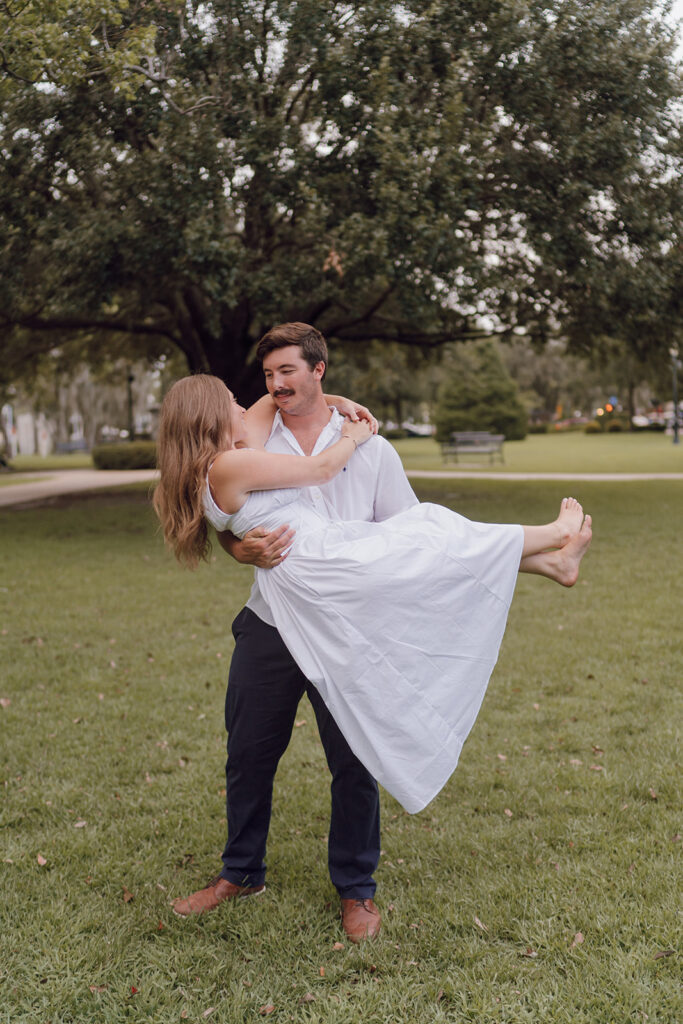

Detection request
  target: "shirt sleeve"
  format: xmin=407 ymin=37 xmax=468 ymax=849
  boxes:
xmin=371 ymin=437 xmax=419 ymax=522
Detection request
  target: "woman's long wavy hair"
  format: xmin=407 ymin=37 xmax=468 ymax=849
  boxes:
xmin=153 ymin=374 xmax=233 ymax=568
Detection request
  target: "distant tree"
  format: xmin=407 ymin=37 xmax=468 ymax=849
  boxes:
xmin=0 ymin=1 xmax=156 ymax=98
xmin=325 ymin=341 xmax=439 ymax=427
xmin=434 ymin=341 xmax=528 ymax=441
xmin=1 ymin=1 xmax=681 ymax=401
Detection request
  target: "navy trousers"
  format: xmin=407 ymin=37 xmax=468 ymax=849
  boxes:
xmin=220 ymin=607 xmax=380 ymax=897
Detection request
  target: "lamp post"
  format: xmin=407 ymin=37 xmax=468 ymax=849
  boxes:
xmin=670 ymin=347 xmax=680 ymax=446
xmin=127 ymin=371 xmax=135 ymax=442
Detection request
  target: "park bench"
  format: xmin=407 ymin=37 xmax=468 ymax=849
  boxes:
xmin=440 ymin=431 xmax=505 ymax=464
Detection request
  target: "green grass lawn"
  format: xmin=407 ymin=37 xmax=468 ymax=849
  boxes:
xmin=393 ymin=432 xmax=683 ymax=474
xmin=6 ymin=431 xmax=683 ymax=481
xmin=8 ymin=453 xmax=94 ymax=472
xmin=1 ymin=482 xmax=681 ymax=1023
xmin=0 ymin=474 xmax=50 ymax=488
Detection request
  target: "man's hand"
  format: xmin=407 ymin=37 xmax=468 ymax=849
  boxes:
xmin=217 ymin=524 xmax=295 ymax=568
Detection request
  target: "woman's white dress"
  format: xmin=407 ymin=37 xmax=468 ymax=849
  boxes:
xmin=205 ymin=484 xmax=524 ymax=813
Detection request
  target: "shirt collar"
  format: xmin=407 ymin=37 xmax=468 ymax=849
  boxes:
xmin=267 ymin=406 xmax=343 ymax=453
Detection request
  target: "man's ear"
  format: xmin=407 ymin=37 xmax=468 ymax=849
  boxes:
xmin=312 ymin=361 xmax=325 ymax=381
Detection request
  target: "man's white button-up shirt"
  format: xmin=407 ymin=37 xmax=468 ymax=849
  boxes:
xmin=246 ymin=407 xmax=418 ymax=626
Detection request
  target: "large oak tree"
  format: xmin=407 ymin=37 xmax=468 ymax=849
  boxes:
xmin=1 ymin=1 xmax=681 ymax=401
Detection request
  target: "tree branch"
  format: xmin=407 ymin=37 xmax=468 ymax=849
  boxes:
xmin=325 ymin=285 xmax=395 ymax=336
xmin=2 ymin=313 xmax=180 ymax=345
xmin=332 ymin=324 xmax=515 ymax=347
xmin=123 ymin=63 xmax=218 ymax=116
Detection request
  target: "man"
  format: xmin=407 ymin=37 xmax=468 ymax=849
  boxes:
xmin=172 ymin=323 xmax=417 ymax=941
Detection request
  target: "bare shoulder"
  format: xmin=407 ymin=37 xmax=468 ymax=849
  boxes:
xmin=210 ymin=447 xmax=261 ymax=477
xmin=208 ymin=449 xmax=258 ymax=514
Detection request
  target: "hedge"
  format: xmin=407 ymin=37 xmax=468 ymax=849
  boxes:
xmin=91 ymin=441 xmax=157 ymax=470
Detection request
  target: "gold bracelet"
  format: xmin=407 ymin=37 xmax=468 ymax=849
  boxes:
xmin=341 ymin=434 xmax=358 ymax=449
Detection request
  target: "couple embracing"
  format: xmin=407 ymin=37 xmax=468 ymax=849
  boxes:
xmin=154 ymin=322 xmax=592 ymax=943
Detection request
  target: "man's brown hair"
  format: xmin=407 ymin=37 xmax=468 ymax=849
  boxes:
xmin=256 ymin=322 xmax=328 ymax=378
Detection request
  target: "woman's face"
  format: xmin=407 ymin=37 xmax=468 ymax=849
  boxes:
xmin=228 ymin=391 xmax=247 ymax=445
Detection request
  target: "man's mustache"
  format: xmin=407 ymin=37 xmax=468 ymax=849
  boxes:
xmin=274 ymin=389 xmax=294 ymax=398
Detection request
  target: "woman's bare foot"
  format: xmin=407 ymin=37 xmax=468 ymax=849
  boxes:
xmin=555 ymin=497 xmax=584 ymax=547
xmin=549 ymin=514 xmax=593 ymax=586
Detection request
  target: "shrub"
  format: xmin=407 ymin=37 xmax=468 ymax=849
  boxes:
xmin=434 ymin=340 xmax=528 ymax=441
xmin=607 ymin=420 xmax=624 ymax=432
xmin=92 ymin=441 xmax=157 ymax=470
xmin=584 ymin=421 xmax=602 ymax=434
xmin=528 ymin=423 xmax=549 ymax=434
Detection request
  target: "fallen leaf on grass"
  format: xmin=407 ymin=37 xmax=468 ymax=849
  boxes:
xmin=0 ymin=698 xmax=10 ymax=709
xmin=497 ymin=753 xmax=507 ymax=761
xmin=122 ymin=887 xmax=134 ymax=903
xmin=258 ymin=1005 xmax=275 ymax=1015
xmin=89 ymin=985 xmax=107 ymax=993
xmin=589 ymin=765 xmax=603 ymax=772
xmin=653 ymin=950 xmax=674 ymax=960
xmin=130 ymin=986 xmax=138 ymax=994
xmin=504 ymin=808 xmax=513 ymax=817
xmin=521 ymin=947 xmax=538 ymax=958
xmin=571 ymin=932 xmax=584 ymax=947
xmin=294 ymin=719 xmax=307 ymax=728
xmin=37 ymin=854 xmax=47 ymax=866
xmin=333 ymin=942 xmax=344 ymax=950
xmin=319 ymin=967 xmax=325 ymax=977
xmin=203 ymin=1009 xmax=215 ymax=1018
xmin=648 ymin=788 xmax=657 ymax=800
xmin=299 ymin=993 xmax=315 ymax=1004
xmin=74 ymin=820 xmax=87 ymax=828
xmin=569 ymin=758 xmax=583 ymax=767
xmin=474 ymin=916 xmax=489 ymax=932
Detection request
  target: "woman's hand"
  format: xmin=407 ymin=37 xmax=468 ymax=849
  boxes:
xmin=325 ymin=395 xmax=379 ymax=434
xmin=341 ymin=419 xmax=373 ymax=448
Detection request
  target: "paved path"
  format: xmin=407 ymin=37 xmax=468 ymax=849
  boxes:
xmin=407 ymin=470 xmax=683 ymax=481
xmin=0 ymin=469 xmax=158 ymax=508
xmin=1 ymin=467 xmax=682 ymax=509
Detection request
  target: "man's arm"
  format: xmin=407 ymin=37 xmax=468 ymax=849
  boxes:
xmin=216 ymin=523 xmax=296 ymax=568
xmin=371 ymin=437 xmax=419 ymax=521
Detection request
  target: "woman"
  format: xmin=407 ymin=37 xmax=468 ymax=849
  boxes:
xmin=154 ymin=375 xmax=592 ymax=813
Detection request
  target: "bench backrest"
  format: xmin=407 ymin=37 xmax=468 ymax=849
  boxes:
xmin=451 ymin=432 xmax=504 ymax=443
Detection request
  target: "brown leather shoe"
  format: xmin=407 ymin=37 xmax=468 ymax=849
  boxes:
xmin=172 ymin=875 xmax=265 ymax=917
xmin=340 ymin=897 xmax=381 ymax=943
